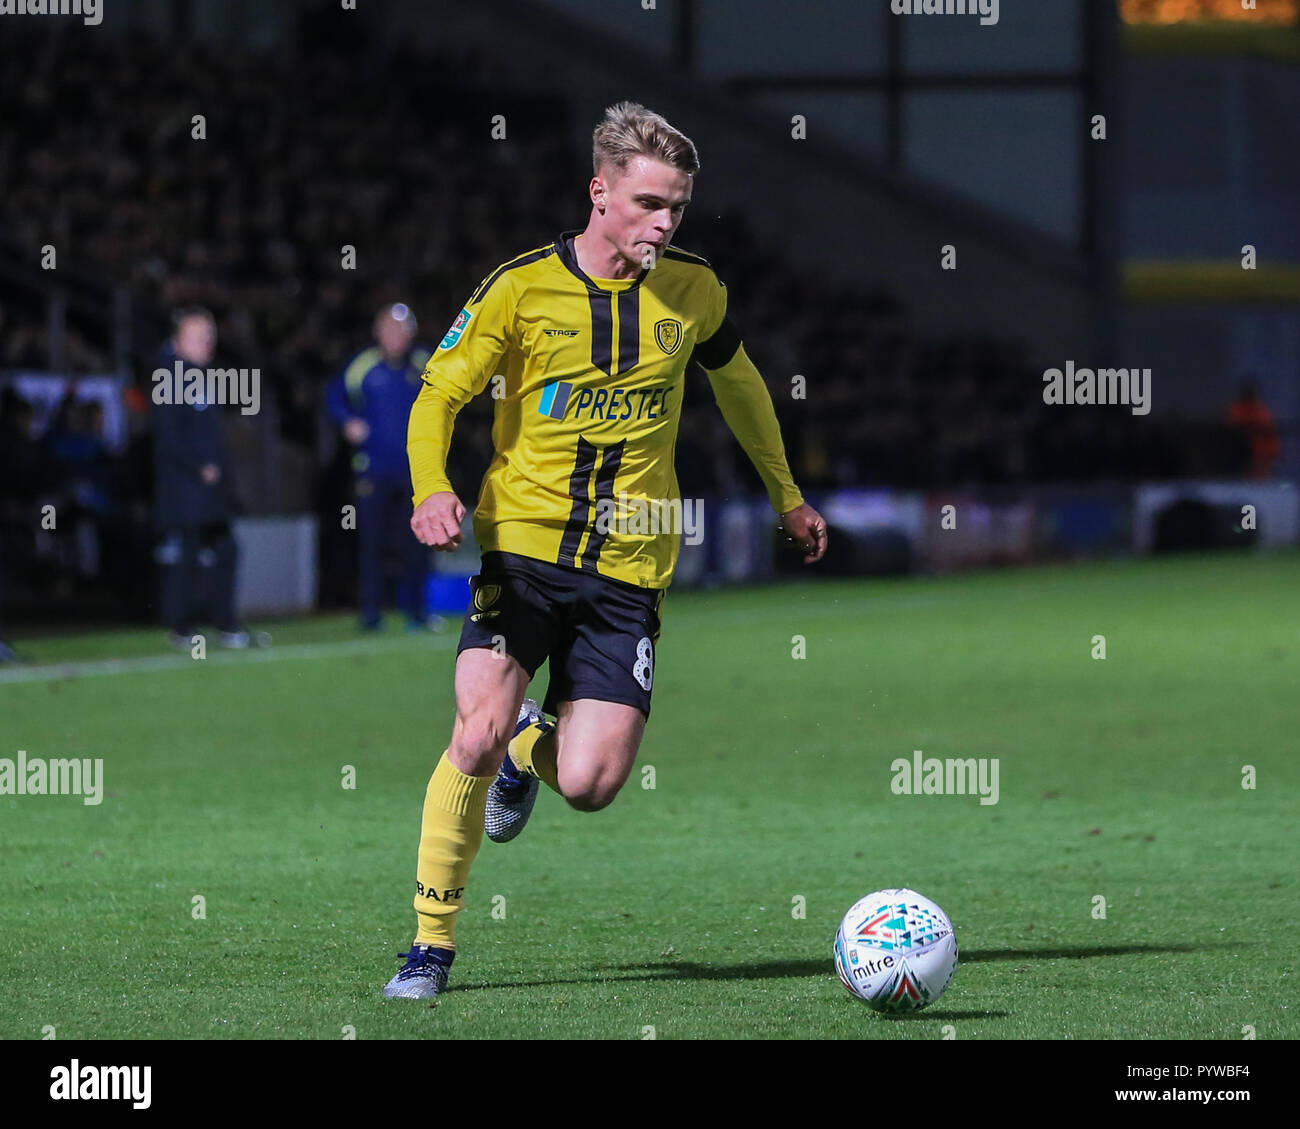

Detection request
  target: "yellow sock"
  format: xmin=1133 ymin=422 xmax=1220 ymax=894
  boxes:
xmin=508 ymin=723 xmax=560 ymax=794
xmin=412 ymin=751 xmax=494 ymax=950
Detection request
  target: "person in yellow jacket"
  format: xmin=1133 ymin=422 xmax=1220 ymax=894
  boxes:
xmin=385 ymin=101 xmax=828 ymax=999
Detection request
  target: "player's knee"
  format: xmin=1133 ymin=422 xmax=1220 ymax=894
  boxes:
xmin=563 ymin=779 xmax=620 ymax=813
xmin=450 ymin=710 xmax=510 ymax=770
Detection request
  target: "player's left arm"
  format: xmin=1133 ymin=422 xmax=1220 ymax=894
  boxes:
xmin=694 ymin=293 xmax=827 ymax=564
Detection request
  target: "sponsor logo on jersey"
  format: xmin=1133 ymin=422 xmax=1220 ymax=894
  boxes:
xmin=543 ymin=328 xmax=580 ymax=337
xmin=439 ymin=308 xmax=472 ymax=350
xmin=539 ymin=382 xmax=675 ymax=423
xmin=538 ymin=381 xmax=574 ymax=419
xmin=580 ymin=386 xmax=673 ymax=422
xmin=654 ymin=318 xmax=683 ymax=355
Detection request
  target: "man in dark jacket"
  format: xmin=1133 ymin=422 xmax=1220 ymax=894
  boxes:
xmin=327 ymin=303 xmax=437 ymax=631
xmin=151 ymin=308 xmax=257 ymax=649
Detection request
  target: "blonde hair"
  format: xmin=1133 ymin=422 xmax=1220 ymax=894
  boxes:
xmin=592 ymin=101 xmax=700 ymax=181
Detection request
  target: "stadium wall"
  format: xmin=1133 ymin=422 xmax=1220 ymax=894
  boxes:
xmin=382 ymin=0 xmax=1096 ymax=361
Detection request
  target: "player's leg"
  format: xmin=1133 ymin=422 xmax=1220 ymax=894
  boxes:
xmin=445 ymin=647 xmax=532 ymax=774
xmin=384 ymin=646 xmax=530 ymax=999
xmin=386 ymin=555 xmax=554 ymax=998
xmin=507 ymin=568 xmax=661 ymax=812
xmin=550 ymin=698 xmax=646 ymax=811
xmin=484 ymin=696 xmax=554 ymax=843
xmin=418 ymin=644 xmax=531 ymax=930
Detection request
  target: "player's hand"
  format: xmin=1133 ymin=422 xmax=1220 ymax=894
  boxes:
xmin=343 ymin=418 xmax=369 ymax=445
xmin=411 ymin=491 xmax=466 ymax=550
xmin=200 ymin=463 xmax=221 ymax=486
xmin=779 ymin=503 xmax=828 ymax=564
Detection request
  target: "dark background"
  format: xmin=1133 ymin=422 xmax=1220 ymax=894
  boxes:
xmin=1 ymin=0 xmax=1295 ymax=624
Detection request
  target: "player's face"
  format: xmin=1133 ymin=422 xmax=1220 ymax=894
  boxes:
xmin=598 ymin=156 xmax=692 ymax=268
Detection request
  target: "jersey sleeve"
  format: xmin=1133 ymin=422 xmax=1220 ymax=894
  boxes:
xmin=693 ymin=275 xmax=804 ymax=516
xmin=407 ymin=275 xmax=515 ymax=506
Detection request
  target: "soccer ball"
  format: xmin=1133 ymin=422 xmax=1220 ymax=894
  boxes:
xmin=834 ymin=888 xmax=957 ymax=1012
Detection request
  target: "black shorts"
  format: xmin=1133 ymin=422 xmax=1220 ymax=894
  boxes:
xmin=456 ymin=551 xmax=665 ymax=719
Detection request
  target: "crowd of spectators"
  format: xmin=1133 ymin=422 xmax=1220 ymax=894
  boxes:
xmin=0 ymin=18 xmax=1271 ymax=618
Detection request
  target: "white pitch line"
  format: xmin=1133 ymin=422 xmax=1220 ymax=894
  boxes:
xmin=0 ymin=634 xmax=459 ymax=687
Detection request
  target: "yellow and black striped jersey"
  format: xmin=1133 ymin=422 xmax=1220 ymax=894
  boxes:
xmin=408 ymin=230 xmax=803 ymax=589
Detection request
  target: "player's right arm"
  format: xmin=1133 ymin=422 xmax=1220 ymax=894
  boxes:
xmin=407 ymin=274 xmax=514 ymax=549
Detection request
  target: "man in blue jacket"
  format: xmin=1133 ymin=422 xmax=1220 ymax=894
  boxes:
xmin=327 ymin=304 xmax=435 ymax=631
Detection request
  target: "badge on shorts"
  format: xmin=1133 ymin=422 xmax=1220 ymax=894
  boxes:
xmin=470 ymin=581 xmax=501 ymax=622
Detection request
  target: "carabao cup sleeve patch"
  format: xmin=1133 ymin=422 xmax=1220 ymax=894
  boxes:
xmin=439 ymin=308 xmax=473 ymax=350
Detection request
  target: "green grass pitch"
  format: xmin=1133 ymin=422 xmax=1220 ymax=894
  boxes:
xmin=2 ymin=550 xmax=1296 ymax=1039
